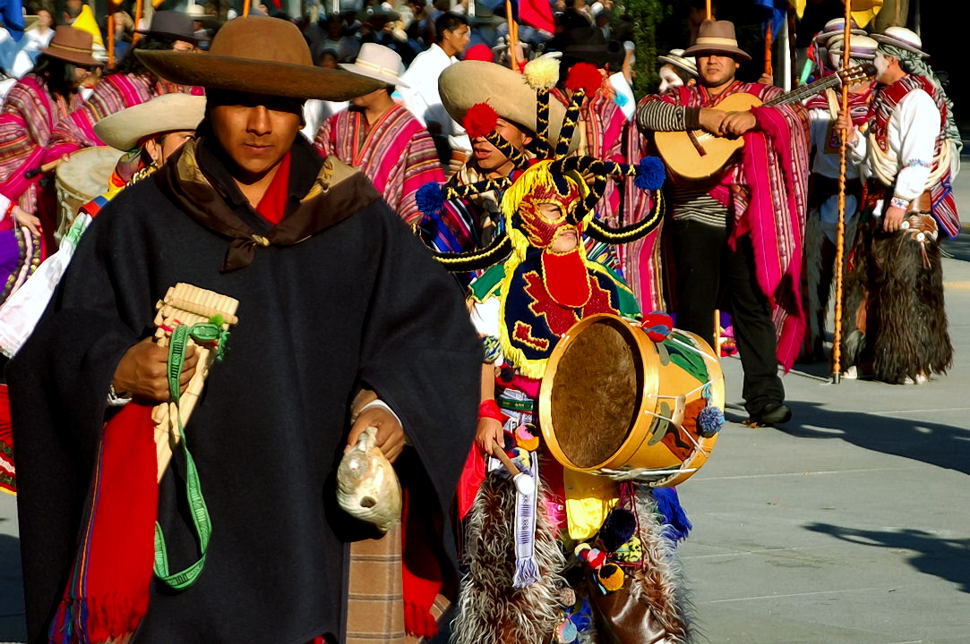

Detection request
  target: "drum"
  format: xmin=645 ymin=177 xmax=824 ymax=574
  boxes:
xmin=539 ymin=314 xmax=724 ymax=487
xmin=54 ymin=146 xmax=123 ymax=242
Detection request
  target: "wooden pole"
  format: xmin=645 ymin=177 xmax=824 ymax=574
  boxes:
xmin=764 ymin=21 xmax=773 ymax=78
xmin=832 ymin=3 xmax=853 ymax=384
xmin=133 ymin=0 xmax=144 ymax=46
xmin=107 ymin=12 xmax=115 ymax=69
xmin=505 ymin=0 xmax=518 ymax=70
xmin=243 ymin=0 xmax=252 ymax=17
xmin=706 ymin=0 xmax=712 ymax=20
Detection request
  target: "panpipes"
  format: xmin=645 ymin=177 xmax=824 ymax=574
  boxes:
xmin=152 ymin=283 xmax=239 ymax=482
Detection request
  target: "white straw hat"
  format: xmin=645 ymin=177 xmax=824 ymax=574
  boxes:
xmin=94 ymin=94 xmax=206 ymax=151
xmin=871 ymin=26 xmax=928 ymax=58
xmin=339 ymin=43 xmax=409 ymax=88
xmin=657 ymin=48 xmax=698 ymax=78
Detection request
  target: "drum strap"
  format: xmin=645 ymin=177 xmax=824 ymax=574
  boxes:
xmin=153 ymin=321 xmax=229 ymax=590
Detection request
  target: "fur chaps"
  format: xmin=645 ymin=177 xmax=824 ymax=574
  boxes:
xmin=587 ymin=488 xmax=694 ymax=644
xmin=451 ymin=472 xmax=567 ymax=643
xmin=841 ymin=215 xmax=952 ymax=382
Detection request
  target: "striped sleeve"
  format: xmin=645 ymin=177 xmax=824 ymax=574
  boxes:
xmin=636 ymin=96 xmax=701 ymax=133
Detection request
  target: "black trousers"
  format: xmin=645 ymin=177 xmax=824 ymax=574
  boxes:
xmin=670 ymin=219 xmax=785 ymax=415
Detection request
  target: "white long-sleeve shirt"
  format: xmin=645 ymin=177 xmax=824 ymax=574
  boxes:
xmin=398 ymin=44 xmax=469 ymax=149
xmin=849 ymin=87 xmax=940 ymax=202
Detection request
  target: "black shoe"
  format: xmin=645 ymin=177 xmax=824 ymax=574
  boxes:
xmin=751 ymin=403 xmax=792 ymax=426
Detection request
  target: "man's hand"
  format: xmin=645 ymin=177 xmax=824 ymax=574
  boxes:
xmin=346 ymin=404 xmax=406 ymax=463
xmin=698 ymin=108 xmax=726 ymax=135
xmin=112 ymin=337 xmax=198 ymax=402
xmin=12 ymin=205 xmax=42 ymax=237
xmin=835 ymin=111 xmax=857 ymax=144
xmin=475 ymin=417 xmax=505 ymax=455
xmin=719 ymin=111 xmax=758 ymax=137
xmin=883 ymin=205 xmax=907 ymax=232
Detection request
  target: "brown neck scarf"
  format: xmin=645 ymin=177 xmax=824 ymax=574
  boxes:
xmin=155 ymin=132 xmax=381 ymax=272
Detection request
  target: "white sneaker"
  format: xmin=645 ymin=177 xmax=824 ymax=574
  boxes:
xmin=842 ymin=366 xmax=858 ymax=380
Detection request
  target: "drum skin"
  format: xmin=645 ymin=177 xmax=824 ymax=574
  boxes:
xmin=539 ymin=314 xmax=724 ymax=487
xmin=54 ymin=146 xmax=123 ymax=241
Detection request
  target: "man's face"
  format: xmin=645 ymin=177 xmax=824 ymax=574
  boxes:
xmin=209 ymin=92 xmax=303 ymax=180
xmin=144 ymin=130 xmax=196 ymax=165
xmin=697 ymin=54 xmax=739 ymax=87
xmin=72 ymin=64 xmax=94 ymax=88
xmin=441 ymin=24 xmax=470 ymax=55
xmin=472 ymin=117 xmax=532 ymax=174
xmin=172 ymin=39 xmax=199 ymax=53
xmin=873 ymin=50 xmax=897 ymax=84
xmin=39 ymin=9 xmax=53 ymax=28
xmin=658 ymin=64 xmax=684 ymax=93
xmin=350 ymin=88 xmax=386 ymax=109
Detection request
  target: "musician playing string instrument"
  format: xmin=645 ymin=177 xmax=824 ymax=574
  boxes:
xmin=636 ymin=19 xmax=809 ymax=427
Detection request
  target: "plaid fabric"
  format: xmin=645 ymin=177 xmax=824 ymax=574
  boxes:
xmin=346 ymin=524 xmax=406 ymax=643
xmin=314 ymin=104 xmax=445 ymax=226
xmin=0 ymin=74 xmax=78 ymax=210
xmin=0 ymin=384 xmax=13 ymax=495
xmin=616 ymin=118 xmax=665 ymax=312
xmin=44 ymin=73 xmax=202 ymax=163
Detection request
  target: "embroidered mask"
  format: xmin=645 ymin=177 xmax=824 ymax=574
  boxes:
xmin=517 ymin=179 xmax=582 ymax=248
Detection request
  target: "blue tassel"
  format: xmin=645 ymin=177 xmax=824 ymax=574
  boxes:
xmin=653 ymin=487 xmax=692 ymax=542
xmin=571 ymin=598 xmax=594 ymax=633
xmin=634 ymin=156 xmax=666 ymax=190
xmin=698 ymin=405 xmax=725 ymax=437
xmin=416 ymin=182 xmax=445 ymax=217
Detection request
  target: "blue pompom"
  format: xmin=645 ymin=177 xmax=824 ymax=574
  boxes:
xmin=599 ymin=508 xmax=637 ymax=552
xmin=634 ymin=156 xmax=666 ymax=190
xmin=416 ymin=182 xmax=445 ymax=217
xmin=697 ymin=405 xmax=725 ymax=438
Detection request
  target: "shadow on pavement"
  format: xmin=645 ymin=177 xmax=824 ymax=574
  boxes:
xmin=804 ymin=522 xmax=970 ymax=593
xmin=942 ymin=235 xmax=970 ymax=262
xmin=771 ymin=401 xmax=970 ymax=476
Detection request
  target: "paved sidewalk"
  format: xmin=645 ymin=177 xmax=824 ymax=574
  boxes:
xmin=678 ymin=241 xmax=970 ymax=642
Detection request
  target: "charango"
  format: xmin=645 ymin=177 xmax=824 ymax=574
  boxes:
xmin=336 ymin=426 xmax=402 ymax=533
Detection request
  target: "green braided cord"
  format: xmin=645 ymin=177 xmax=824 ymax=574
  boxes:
xmin=154 ymin=322 xmax=220 ymax=590
xmin=586 ymin=190 xmax=665 ymax=243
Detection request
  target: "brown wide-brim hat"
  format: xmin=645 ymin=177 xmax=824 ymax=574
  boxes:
xmin=683 ymin=20 xmax=752 ymax=62
xmin=41 ymin=26 xmax=100 ymax=67
xmin=439 ymin=61 xmax=580 ymax=152
xmin=136 ymin=16 xmax=383 ymax=101
xmin=94 ymin=94 xmax=206 ymax=151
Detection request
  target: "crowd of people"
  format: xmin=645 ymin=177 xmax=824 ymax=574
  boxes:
xmin=0 ymin=2 xmax=960 ymax=643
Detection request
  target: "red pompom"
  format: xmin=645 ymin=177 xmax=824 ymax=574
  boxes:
xmin=564 ymin=62 xmax=604 ymax=96
xmin=463 ymin=102 xmax=499 ymax=139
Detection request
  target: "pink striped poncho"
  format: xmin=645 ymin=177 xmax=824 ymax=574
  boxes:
xmin=314 ymin=103 xmax=445 ymax=225
xmin=652 ymin=81 xmax=811 ymax=370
